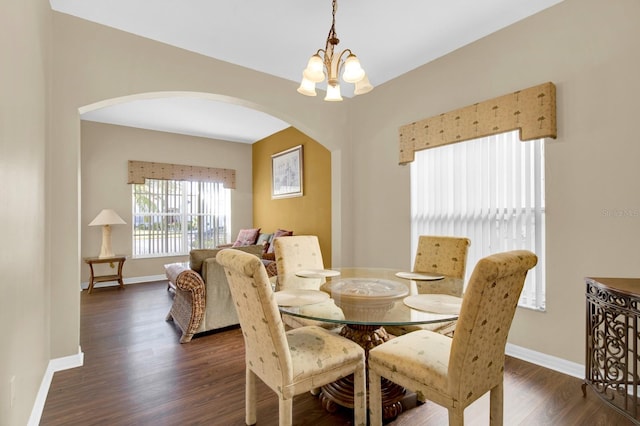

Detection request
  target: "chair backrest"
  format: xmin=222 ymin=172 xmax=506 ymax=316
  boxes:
xmin=448 ymin=250 xmax=537 ymax=403
xmin=274 ymin=235 xmax=325 ymax=291
xmin=413 ymin=235 xmax=471 ymax=279
xmin=216 ymin=249 xmax=293 ymax=387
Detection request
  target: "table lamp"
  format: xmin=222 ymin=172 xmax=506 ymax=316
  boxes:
xmin=89 ymin=209 xmax=127 ymax=258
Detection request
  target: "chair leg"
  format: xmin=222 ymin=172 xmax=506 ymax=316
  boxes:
xmin=368 ymin=369 xmax=383 ymax=426
xmin=490 ymin=382 xmax=504 ymax=426
xmin=246 ymin=368 xmax=257 ymax=425
xmin=448 ymin=407 xmax=464 ymax=426
xmin=353 ymin=362 xmax=366 ymax=426
xmin=278 ymin=397 xmax=293 ymax=426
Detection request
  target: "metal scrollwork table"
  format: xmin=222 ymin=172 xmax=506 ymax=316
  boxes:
xmin=583 ymin=277 xmax=640 ymax=424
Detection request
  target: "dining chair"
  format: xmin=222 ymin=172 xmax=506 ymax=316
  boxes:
xmin=216 ymin=249 xmax=366 ymax=426
xmin=274 ymin=235 xmax=325 ymax=291
xmin=368 ymin=250 xmax=538 ymax=426
xmin=386 ymin=235 xmax=471 ymax=337
xmin=274 ymin=235 xmax=344 ymax=329
xmin=413 ymin=235 xmax=471 ymax=291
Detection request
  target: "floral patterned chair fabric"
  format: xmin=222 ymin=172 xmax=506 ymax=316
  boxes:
xmin=368 ymin=250 xmax=537 ymax=426
xmin=274 ymin=235 xmax=344 ymax=330
xmin=386 ymin=235 xmax=471 ymax=337
xmin=413 ymin=235 xmax=472 ymax=282
xmin=216 ymin=249 xmax=366 ymax=426
xmin=274 ymin=235 xmax=325 ymax=291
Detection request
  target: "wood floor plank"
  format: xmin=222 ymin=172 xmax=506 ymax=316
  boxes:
xmin=41 ymin=281 xmax=634 ymax=425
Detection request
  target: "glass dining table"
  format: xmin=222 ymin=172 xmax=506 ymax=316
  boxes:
xmin=275 ymin=267 xmax=463 ymax=420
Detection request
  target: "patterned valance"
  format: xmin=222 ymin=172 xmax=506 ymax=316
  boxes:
xmin=127 ymin=160 xmax=236 ymax=189
xmin=399 ymin=82 xmax=557 ymax=164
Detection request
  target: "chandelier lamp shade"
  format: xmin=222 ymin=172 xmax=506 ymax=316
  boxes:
xmin=297 ymin=0 xmax=373 ymax=101
xmin=89 ymin=209 xmax=127 ymax=258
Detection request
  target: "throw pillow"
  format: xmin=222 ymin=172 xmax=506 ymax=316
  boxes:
xmin=266 ymin=228 xmax=293 ymax=254
xmin=256 ymin=232 xmax=273 ymax=254
xmin=232 ymin=228 xmax=261 ymax=247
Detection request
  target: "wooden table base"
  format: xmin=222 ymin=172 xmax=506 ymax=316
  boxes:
xmin=319 ymin=324 xmax=407 ymax=421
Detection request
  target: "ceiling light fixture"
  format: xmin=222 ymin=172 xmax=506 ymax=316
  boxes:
xmin=297 ymin=0 xmax=373 ymax=101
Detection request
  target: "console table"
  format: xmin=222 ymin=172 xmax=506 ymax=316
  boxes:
xmin=583 ymin=277 xmax=640 ymax=424
xmin=84 ymin=255 xmax=127 ymax=294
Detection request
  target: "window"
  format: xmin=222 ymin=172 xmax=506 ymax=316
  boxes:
xmin=411 ymin=130 xmax=545 ymax=310
xmin=132 ymin=179 xmax=230 ymax=257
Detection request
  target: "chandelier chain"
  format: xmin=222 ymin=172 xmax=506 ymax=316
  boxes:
xmin=326 ymin=0 xmax=339 ymax=49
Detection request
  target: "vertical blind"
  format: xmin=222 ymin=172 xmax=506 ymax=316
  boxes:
xmin=132 ymin=179 xmax=231 ymax=257
xmin=411 ymin=130 xmax=545 ymax=310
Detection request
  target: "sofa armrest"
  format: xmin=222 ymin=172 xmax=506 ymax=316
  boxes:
xmin=175 ymin=268 xmax=206 ymax=294
xmin=166 ymin=264 xmax=206 ymax=343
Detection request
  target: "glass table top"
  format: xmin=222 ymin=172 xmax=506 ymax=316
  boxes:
xmin=277 ymin=267 xmax=462 ymax=326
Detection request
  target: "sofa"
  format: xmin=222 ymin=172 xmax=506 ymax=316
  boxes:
xmin=165 ymin=244 xmax=264 ymax=343
xmin=217 ymin=227 xmax=293 ymax=277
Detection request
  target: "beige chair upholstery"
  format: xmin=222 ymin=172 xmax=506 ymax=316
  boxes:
xmin=413 ymin=235 xmax=471 ymax=292
xmin=274 ymin=235 xmax=325 ymax=291
xmin=368 ymin=250 xmax=537 ymax=426
xmin=386 ymin=235 xmax=471 ymax=337
xmin=274 ymin=235 xmax=344 ymax=329
xmin=216 ymin=249 xmax=366 ymax=426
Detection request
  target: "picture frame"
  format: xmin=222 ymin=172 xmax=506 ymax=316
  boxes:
xmin=271 ymin=145 xmax=303 ymax=199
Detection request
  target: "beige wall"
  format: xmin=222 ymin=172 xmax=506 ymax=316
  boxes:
xmin=40 ymin=0 xmax=640 ymax=407
xmin=347 ymin=0 xmax=640 ymax=364
xmin=51 ymin=12 xmax=348 ymax=359
xmin=253 ymin=127 xmax=332 ymax=265
xmin=80 ymin=121 xmax=254 ymax=282
xmin=1 ymin=0 xmax=51 ymax=424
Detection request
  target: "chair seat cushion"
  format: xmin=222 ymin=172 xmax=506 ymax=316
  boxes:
xmin=369 ymin=330 xmax=451 ymax=394
xmin=286 ymin=326 xmax=364 ymax=385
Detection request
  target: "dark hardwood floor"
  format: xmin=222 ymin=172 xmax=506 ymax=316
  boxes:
xmin=41 ymin=281 xmax=633 ymax=425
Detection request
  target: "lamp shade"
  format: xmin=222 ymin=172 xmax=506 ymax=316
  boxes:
xmin=297 ymin=77 xmax=318 ymax=96
xmin=302 ymin=54 xmax=326 ymax=83
xmin=342 ymin=54 xmax=365 ymax=83
xmin=324 ymin=84 xmax=343 ymax=101
xmin=354 ymin=75 xmax=374 ymax=96
xmin=89 ymin=209 xmax=126 ymax=226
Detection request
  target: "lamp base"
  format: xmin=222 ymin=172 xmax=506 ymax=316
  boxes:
xmin=98 ymin=225 xmax=115 ymax=258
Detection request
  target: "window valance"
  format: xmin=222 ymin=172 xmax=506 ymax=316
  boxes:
xmin=127 ymin=160 xmax=236 ymax=189
xmin=398 ymin=82 xmax=556 ymax=164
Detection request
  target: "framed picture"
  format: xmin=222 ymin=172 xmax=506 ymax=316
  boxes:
xmin=271 ymin=145 xmax=303 ymax=199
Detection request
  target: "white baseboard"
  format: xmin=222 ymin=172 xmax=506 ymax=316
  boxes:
xmin=506 ymin=343 xmax=584 ymax=379
xmin=80 ymin=274 xmax=167 ymax=290
xmin=28 ymin=347 xmax=84 ymax=426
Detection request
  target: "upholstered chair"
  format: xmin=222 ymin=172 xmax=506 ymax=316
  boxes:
xmin=386 ymin=235 xmax=471 ymax=337
xmin=216 ymin=249 xmax=366 ymax=426
xmin=368 ymin=250 xmax=537 ymax=426
xmin=274 ymin=235 xmax=344 ymax=329
xmin=413 ymin=235 xmax=471 ymax=293
xmin=274 ymin=235 xmax=325 ymax=291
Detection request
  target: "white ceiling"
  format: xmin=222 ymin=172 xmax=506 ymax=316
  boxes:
xmin=50 ymin=0 xmax=564 ymax=143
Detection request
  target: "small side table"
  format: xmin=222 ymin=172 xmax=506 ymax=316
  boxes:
xmin=84 ymin=255 xmax=127 ymax=294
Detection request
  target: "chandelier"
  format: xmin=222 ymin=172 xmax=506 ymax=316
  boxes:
xmin=297 ymin=0 xmax=373 ymax=101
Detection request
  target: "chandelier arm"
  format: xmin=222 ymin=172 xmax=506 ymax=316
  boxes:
xmin=334 ymin=49 xmax=353 ymax=80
